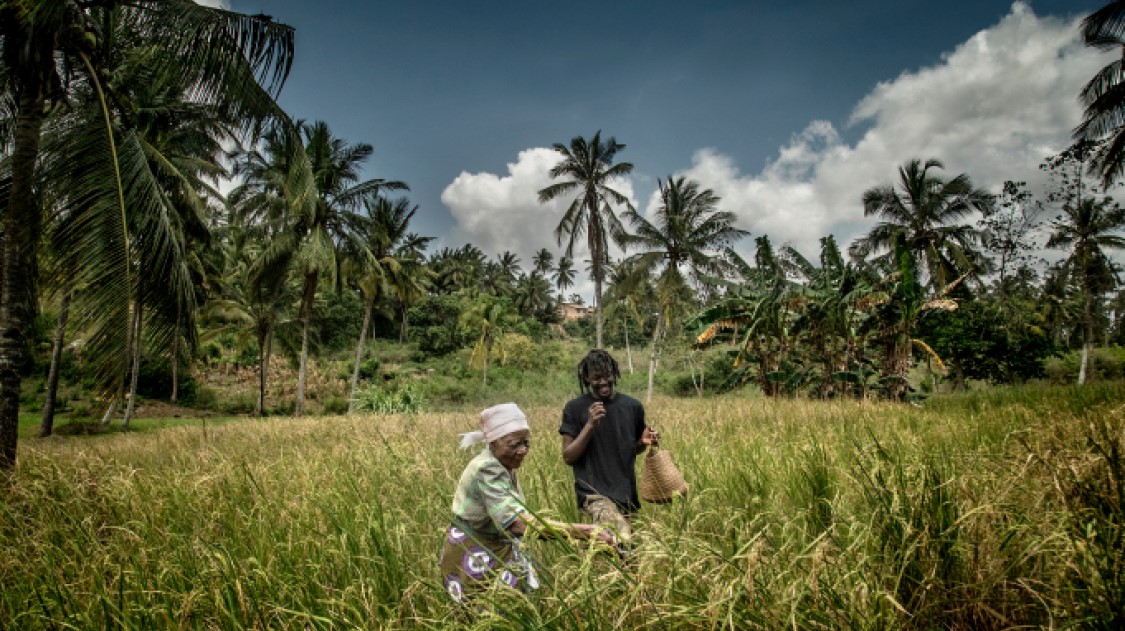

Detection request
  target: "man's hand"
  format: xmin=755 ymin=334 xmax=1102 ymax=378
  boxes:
xmin=588 ymin=401 xmax=606 ymax=428
xmin=641 ymin=426 xmax=660 ymax=446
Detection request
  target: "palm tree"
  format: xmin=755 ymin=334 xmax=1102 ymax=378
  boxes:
xmin=0 ymin=2 xmax=294 ymax=467
xmin=602 ymin=258 xmax=656 ymax=374
xmin=291 ymin=122 xmax=406 ymax=416
xmin=554 ymin=255 xmax=576 ymax=294
xmin=849 ymin=159 xmax=992 ymax=292
xmin=497 ymin=251 xmax=522 ymax=284
xmin=532 ymin=248 xmax=554 ymax=276
xmin=462 ymin=296 xmax=513 ymax=385
xmin=1076 ymin=0 xmax=1125 ymax=186
xmin=430 ymin=244 xmax=486 ymax=295
xmin=1046 ymin=196 xmax=1125 ymax=383
xmin=621 ymin=176 xmax=748 ymax=321
xmin=346 ymin=196 xmax=429 ymax=413
xmin=480 ymin=251 xmax=520 ymax=297
xmin=203 ymin=237 xmax=295 ymax=417
xmin=620 ymin=176 xmax=748 ymax=399
xmin=512 ymin=271 xmax=554 ymax=320
xmin=538 ymin=131 xmax=634 ymax=348
xmin=233 ymin=121 xmax=406 ymax=416
xmin=111 ymin=58 xmax=229 ymax=427
xmin=390 ymin=234 xmax=434 ymax=342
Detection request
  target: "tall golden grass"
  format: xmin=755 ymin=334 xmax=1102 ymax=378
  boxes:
xmin=2 ymin=384 xmax=1123 ymax=629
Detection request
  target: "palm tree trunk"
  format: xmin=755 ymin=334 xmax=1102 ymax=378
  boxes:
xmin=483 ymin=335 xmax=491 ymax=386
xmin=348 ymin=299 xmax=374 ymax=414
xmin=296 ymin=271 xmax=318 ymax=416
xmin=0 ymin=89 xmax=46 ymax=470
xmin=39 ymin=283 xmax=73 ymax=438
xmin=171 ymin=311 xmax=180 ymax=404
xmin=646 ymin=313 xmax=663 ymax=403
xmin=259 ymin=331 xmax=274 ymax=416
xmin=255 ymin=333 xmax=266 ymax=417
xmin=688 ymin=351 xmax=703 ymax=396
xmin=1079 ymin=288 xmax=1093 ymax=385
xmin=399 ymin=304 xmax=408 ymax=344
xmin=100 ymin=396 xmax=119 ymax=426
xmin=122 ymin=301 xmax=144 ymax=428
xmin=594 ymin=275 xmax=604 ymax=349
xmin=1079 ymin=344 xmax=1090 ymax=385
xmin=623 ymin=313 xmax=634 ymax=373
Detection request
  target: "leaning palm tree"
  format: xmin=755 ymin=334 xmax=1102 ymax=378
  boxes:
xmin=108 ymin=56 xmax=230 ymax=427
xmin=1046 ymin=196 xmax=1125 ymax=384
xmin=849 ymin=159 xmax=992 ymax=292
xmin=0 ymin=1 xmax=294 ymax=468
xmin=345 ymin=196 xmax=428 ymax=413
xmin=538 ymin=131 xmax=635 ymax=348
xmin=1076 ymin=0 xmax=1125 ymax=186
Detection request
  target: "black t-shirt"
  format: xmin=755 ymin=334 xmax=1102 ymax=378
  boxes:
xmin=559 ymin=392 xmax=647 ymax=513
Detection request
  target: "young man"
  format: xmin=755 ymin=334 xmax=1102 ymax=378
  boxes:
xmin=559 ymin=349 xmax=658 ymax=544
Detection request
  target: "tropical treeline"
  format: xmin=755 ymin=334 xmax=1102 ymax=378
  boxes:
xmin=3 ymin=1 xmax=1125 ymax=471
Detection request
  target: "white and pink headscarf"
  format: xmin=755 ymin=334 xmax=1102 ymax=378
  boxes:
xmin=459 ymin=402 xmax=530 ymax=449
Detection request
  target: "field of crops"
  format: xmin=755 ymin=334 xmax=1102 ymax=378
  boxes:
xmin=2 ymin=384 xmax=1123 ymax=630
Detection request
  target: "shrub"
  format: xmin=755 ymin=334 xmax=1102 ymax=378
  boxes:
xmin=135 ymin=356 xmax=198 ymax=403
xmin=322 ymin=396 xmax=349 ymax=416
xmin=421 ymin=376 xmax=471 ymax=406
xmin=191 ymin=386 xmax=219 ymax=411
xmin=352 ymin=382 xmax=427 ymax=414
xmin=218 ymin=394 xmax=256 ymax=416
xmin=498 ymin=333 xmax=534 ymax=368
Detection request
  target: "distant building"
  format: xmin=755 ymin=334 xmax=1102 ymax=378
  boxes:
xmin=559 ymin=302 xmax=593 ymax=321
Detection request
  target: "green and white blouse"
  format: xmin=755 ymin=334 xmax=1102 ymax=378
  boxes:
xmin=450 ymin=449 xmax=527 ymax=539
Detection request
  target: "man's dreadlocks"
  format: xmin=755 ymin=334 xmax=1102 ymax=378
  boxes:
xmin=577 ymin=349 xmax=620 ymax=394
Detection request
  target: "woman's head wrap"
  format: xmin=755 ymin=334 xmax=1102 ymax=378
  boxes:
xmin=459 ymin=403 xmax=530 ymax=449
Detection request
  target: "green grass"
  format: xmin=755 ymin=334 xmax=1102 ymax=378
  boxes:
xmin=2 ymin=383 xmax=1124 ymax=629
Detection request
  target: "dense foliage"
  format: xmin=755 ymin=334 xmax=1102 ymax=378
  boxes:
xmin=2 ymin=2 xmax=1125 ymax=472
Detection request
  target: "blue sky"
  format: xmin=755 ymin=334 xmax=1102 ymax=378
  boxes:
xmin=221 ymin=0 xmax=1107 ymax=292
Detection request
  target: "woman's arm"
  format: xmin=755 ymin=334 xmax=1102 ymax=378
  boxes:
xmin=507 ymin=513 xmax=615 ymax=545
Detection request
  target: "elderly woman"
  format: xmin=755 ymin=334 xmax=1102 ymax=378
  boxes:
xmin=440 ymin=403 xmax=612 ymax=602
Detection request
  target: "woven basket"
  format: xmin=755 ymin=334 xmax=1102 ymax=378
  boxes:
xmin=639 ymin=446 xmax=689 ymax=503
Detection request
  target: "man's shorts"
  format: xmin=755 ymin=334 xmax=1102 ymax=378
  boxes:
xmin=580 ymin=494 xmax=632 ymax=544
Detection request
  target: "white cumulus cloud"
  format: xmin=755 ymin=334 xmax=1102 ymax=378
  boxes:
xmin=441 ymin=2 xmax=1107 ymax=283
xmin=657 ymin=2 xmax=1106 ymax=260
xmin=441 ymin=148 xmax=636 ymax=291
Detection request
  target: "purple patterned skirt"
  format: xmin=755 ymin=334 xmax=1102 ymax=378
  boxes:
xmin=438 ymin=523 xmax=539 ymax=602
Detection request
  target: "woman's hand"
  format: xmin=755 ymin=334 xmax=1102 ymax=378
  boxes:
xmin=575 ymin=523 xmax=616 ymax=546
xmin=641 ymin=426 xmax=660 ymax=446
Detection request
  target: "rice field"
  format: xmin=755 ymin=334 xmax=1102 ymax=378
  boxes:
xmin=1 ymin=384 xmax=1123 ymax=630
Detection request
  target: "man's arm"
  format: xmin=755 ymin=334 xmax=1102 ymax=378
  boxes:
xmin=636 ymin=426 xmax=660 ymax=453
xmin=561 ymin=401 xmax=605 ymax=465
xmin=634 ymin=403 xmax=658 ymax=453
xmin=562 ymin=426 xmax=595 ymax=465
